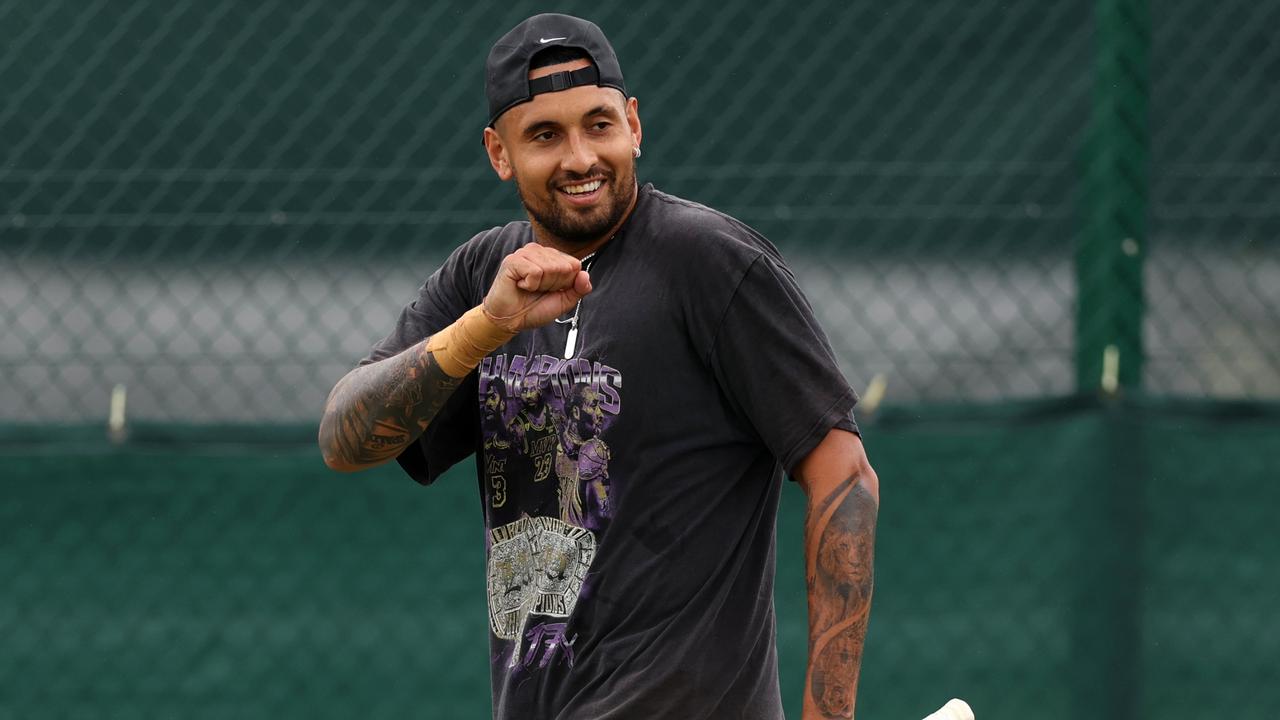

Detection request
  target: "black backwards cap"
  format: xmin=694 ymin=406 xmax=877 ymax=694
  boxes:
xmin=485 ymin=13 xmax=627 ymax=127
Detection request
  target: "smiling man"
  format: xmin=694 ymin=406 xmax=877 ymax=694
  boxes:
xmin=319 ymin=13 xmax=878 ymax=720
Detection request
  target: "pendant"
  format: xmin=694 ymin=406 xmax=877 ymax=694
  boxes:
xmin=564 ymin=322 xmax=579 ymax=359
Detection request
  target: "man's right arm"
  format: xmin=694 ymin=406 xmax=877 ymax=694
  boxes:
xmin=318 ymin=242 xmax=594 ymax=473
xmin=318 ymin=339 xmax=463 ymax=472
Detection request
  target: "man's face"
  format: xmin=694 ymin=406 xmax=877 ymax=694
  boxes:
xmin=520 ymin=380 xmax=541 ymax=408
xmin=485 ymin=59 xmax=642 ymax=248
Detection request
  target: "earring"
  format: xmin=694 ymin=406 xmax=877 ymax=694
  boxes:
xmin=633 ymin=146 xmax=642 ymax=159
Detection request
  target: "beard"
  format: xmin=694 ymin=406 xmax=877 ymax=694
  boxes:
xmin=514 ymin=160 xmax=636 ymax=246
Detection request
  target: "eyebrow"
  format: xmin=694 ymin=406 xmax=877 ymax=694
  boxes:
xmin=520 ymin=104 xmax=624 ymax=138
xmin=583 ymin=105 xmax=620 ymax=120
xmin=521 ymin=119 xmax=561 ymax=139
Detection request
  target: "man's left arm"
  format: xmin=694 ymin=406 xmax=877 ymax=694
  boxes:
xmin=793 ymin=428 xmax=879 ymax=720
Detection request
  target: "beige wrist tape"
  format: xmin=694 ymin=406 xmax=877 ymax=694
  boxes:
xmin=425 ymin=305 xmax=517 ymax=378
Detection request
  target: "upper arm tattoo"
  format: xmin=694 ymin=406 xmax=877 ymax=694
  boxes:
xmin=319 ymin=341 xmax=463 ymax=468
xmin=806 ymin=474 xmax=878 ymax=719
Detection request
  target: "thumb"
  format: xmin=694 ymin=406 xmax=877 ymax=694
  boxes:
xmin=550 ymin=285 xmax=588 ymax=316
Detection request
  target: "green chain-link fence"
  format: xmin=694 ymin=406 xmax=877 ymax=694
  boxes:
xmin=1146 ymin=3 xmax=1280 ymax=396
xmin=4 ymin=0 xmax=1275 ymax=423
xmin=3 ymin=0 xmax=1279 ymax=717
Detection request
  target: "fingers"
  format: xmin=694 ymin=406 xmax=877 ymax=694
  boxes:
xmin=543 ymin=285 xmax=588 ymax=320
xmin=503 ymin=245 xmax=583 ymax=293
xmin=557 ymin=272 xmax=593 ymax=307
xmin=573 ymin=269 xmax=592 ymax=296
xmin=484 ymin=245 xmax=595 ymax=329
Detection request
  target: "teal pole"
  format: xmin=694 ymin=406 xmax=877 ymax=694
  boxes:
xmin=1078 ymin=0 xmax=1148 ymax=394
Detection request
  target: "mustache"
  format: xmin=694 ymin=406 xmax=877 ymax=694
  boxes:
xmin=550 ymin=166 xmax=615 ymax=185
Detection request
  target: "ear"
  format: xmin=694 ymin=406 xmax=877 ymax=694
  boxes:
xmin=483 ymin=126 xmax=514 ymax=181
xmin=625 ymin=96 xmax=642 ymax=153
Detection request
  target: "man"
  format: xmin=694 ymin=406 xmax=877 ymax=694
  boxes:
xmin=319 ymin=13 xmax=878 ymax=720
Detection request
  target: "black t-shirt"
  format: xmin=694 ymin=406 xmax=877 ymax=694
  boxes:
xmin=363 ymin=184 xmax=858 ymax=720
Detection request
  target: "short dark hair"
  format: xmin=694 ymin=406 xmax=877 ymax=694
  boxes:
xmin=529 ymin=46 xmax=592 ymax=71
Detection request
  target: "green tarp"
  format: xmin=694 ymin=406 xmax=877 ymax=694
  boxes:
xmin=5 ymin=397 xmax=1276 ymax=719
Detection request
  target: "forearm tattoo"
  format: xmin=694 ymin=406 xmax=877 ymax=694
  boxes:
xmin=805 ymin=475 xmax=877 ymax=719
xmin=319 ymin=340 xmax=462 ymax=469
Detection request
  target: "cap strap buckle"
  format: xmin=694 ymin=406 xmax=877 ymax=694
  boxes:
xmin=528 ymin=64 xmax=601 ymax=96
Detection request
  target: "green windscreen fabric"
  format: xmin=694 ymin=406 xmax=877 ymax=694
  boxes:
xmin=5 ymin=398 xmax=1277 ymax=719
xmin=1140 ymin=402 xmax=1280 ymax=718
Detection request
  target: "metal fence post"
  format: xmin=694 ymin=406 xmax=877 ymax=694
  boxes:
xmin=1078 ymin=0 xmax=1148 ymax=394
xmin=1074 ymin=401 xmax=1145 ymax=720
xmin=1075 ymin=3 xmax=1149 ymax=718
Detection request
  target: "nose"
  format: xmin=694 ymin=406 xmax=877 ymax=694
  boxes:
xmin=561 ymin=131 xmax=597 ymax=175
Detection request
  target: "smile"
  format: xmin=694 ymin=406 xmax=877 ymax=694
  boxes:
xmin=559 ymin=179 xmax=603 ymax=196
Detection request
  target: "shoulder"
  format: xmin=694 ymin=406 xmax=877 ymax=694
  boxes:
xmin=438 ymin=220 xmax=532 ymax=278
xmin=452 ymin=221 xmax=533 ymax=269
xmin=631 ymin=184 xmax=793 ymax=287
xmin=421 ymin=221 xmax=533 ymax=306
xmin=627 ymin=186 xmax=805 ymax=347
xmin=634 ymin=185 xmax=788 ymax=276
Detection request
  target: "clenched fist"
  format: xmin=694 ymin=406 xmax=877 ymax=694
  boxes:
xmin=482 ymin=244 xmax=593 ymax=332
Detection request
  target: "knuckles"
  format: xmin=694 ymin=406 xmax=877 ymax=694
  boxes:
xmin=502 ymin=246 xmax=580 ymax=284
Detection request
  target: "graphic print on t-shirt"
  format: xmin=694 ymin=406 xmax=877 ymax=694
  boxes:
xmin=486 ymin=516 xmax=595 ymax=668
xmin=478 ymin=353 xmax=622 ymax=669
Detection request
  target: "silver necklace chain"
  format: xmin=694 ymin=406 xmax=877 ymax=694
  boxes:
xmin=553 ymin=251 xmax=597 ymax=326
xmin=556 ymin=251 xmax=597 ymax=358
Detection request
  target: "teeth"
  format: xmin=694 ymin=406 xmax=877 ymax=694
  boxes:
xmin=563 ymin=180 xmax=603 ymax=195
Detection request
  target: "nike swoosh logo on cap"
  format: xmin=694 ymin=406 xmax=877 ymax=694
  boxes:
xmin=539 ymin=36 xmax=567 ymax=43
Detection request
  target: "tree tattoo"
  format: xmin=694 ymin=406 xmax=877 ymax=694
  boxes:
xmin=805 ymin=475 xmax=877 ymax=719
xmin=319 ymin=339 xmax=462 ymax=469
